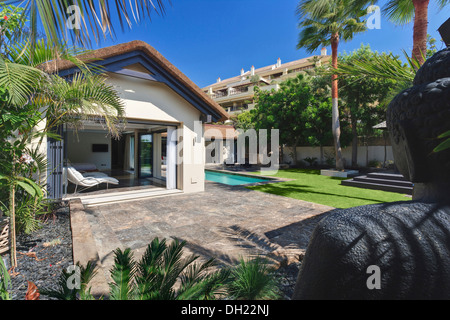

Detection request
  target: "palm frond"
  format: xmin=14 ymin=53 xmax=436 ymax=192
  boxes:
xmin=109 ymin=248 xmax=136 ymax=300
xmin=382 ymin=0 xmax=415 ymax=25
xmin=178 ymin=265 xmax=231 ymax=300
xmin=0 ymin=57 xmax=45 ymax=106
xmin=6 ymin=0 xmax=170 ymax=47
xmin=332 ymin=50 xmax=415 ymax=85
xmin=297 ymin=0 xmax=368 ymax=52
xmin=434 ymin=130 xmax=450 ymax=152
xmin=7 ymin=38 xmax=93 ymax=73
xmin=39 ymin=72 xmax=125 ymax=138
xmin=226 ymin=257 xmax=281 ymax=300
xmin=40 ymin=261 xmax=97 ymax=300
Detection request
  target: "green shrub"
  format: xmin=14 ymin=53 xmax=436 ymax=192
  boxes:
xmin=303 ymin=157 xmax=318 ymax=167
xmin=0 ymin=256 xmax=10 ymax=300
xmin=368 ymin=160 xmax=382 ymax=168
xmin=41 ymin=237 xmax=282 ymax=301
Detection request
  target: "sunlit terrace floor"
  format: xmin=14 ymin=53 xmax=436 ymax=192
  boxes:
xmin=65 ymin=169 xmax=166 ymax=197
xmin=71 ymin=181 xmax=335 ymax=298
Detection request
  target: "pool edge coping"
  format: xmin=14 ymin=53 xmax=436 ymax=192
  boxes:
xmin=205 ymin=168 xmax=293 ymax=187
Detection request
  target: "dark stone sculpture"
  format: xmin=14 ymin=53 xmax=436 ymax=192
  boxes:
xmin=387 ymin=48 xmax=450 ymax=202
xmin=292 ymin=47 xmax=450 ymax=300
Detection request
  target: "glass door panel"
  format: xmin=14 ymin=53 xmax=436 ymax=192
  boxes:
xmin=139 ymin=133 xmax=153 ymax=178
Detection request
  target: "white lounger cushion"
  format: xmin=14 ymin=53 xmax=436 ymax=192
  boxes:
xmin=82 ymin=172 xmax=109 ymax=178
xmin=66 ymin=167 xmax=119 ymax=187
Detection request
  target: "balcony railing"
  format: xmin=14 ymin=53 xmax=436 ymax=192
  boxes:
xmin=229 ymin=86 xmax=249 ymax=96
xmin=211 ymin=91 xmax=227 ymax=99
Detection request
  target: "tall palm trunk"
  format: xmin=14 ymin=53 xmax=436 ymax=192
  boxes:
xmin=412 ymin=0 xmax=430 ymax=65
xmin=331 ymin=33 xmax=344 ymax=171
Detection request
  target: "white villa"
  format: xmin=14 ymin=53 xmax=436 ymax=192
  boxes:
xmin=43 ymin=40 xmax=229 ymax=205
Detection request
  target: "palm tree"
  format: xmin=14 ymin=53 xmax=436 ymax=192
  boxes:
xmin=296 ymin=0 xmax=368 ymax=171
xmin=383 ymin=0 xmax=450 ymax=65
xmin=3 ymin=0 xmax=170 ymax=48
xmin=0 ymin=38 xmax=125 ymax=268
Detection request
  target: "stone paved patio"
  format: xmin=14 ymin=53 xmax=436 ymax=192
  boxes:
xmin=76 ymin=181 xmax=335 ymax=296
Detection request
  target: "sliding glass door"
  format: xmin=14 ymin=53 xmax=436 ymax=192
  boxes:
xmin=138 ymin=133 xmax=153 ymax=178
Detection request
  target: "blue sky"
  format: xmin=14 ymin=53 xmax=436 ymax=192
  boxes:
xmin=94 ymin=0 xmax=450 ymax=88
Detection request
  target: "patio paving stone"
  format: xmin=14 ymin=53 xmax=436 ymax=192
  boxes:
xmin=79 ymin=181 xmax=336 ymax=294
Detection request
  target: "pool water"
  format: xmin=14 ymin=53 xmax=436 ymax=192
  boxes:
xmin=205 ymin=170 xmax=270 ymax=186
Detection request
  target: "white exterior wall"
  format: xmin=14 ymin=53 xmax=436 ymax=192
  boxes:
xmin=67 ymin=131 xmax=112 ymax=170
xmin=107 ymin=73 xmax=205 ymax=193
xmin=29 ymin=118 xmax=48 ymax=184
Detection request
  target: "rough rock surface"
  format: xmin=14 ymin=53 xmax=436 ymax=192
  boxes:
xmin=292 ymin=201 xmax=450 ymax=300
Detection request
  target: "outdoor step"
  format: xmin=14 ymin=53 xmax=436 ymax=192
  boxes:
xmin=366 ymin=172 xmax=409 ymax=181
xmin=353 ymin=175 xmax=413 ymax=187
xmin=79 ymin=189 xmax=183 ymax=207
xmin=341 ymin=179 xmax=413 ymax=195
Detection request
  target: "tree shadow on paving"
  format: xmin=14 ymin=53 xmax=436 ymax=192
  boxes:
xmin=180 ymin=239 xmax=240 ymax=267
xmin=180 ymin=218 xmax=333 ymax=269
xmin=264 ymin=210 xmax=335 ymax=250
xmin=219 ymin=225 xmax=280 ymax=254
xmin=177 ymin=226 xmax=284 ymax=268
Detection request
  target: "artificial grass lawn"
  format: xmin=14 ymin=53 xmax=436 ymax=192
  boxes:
xmin=248 ymin=168 xmax=410 ymax=209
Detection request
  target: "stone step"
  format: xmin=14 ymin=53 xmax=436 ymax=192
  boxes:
xmin=341 ymin=179 xmax=413 ymax=195
xmin=353 ymin=175 xmax=413 ymax=187
xmin=76 ymin=189 xmax=183 ymax=207
xmin=366 ymin=172 xmax=409 ymax=181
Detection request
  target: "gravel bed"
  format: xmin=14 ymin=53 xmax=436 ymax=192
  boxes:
xmin=1 ymin=200 xmax=301 ymax=300
xmin=1 ymin=202 xmax=73 ymax=300
xmin=276 ymin=261 xmax=302 ymax=299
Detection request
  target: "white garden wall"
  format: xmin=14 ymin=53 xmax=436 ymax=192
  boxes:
xmin=283 ymin=145 xmax=394 ymax=168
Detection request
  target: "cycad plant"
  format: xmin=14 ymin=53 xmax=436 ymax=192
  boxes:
xmin=41 ymin=237 xmax=282 ymax=301
xmin=226 ymin=257 xmax=281 ymax=300
xmin=108 ymin=238 xmax=230 ymax=300
xmin=39 ymin=261 xmax=98 ymax=300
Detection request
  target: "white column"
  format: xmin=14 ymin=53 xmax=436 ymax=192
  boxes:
xmin=166 ymin=127 xmax=177 ymax=190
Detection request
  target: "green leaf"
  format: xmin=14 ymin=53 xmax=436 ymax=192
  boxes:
xmin=437 ymin=130 xmax=450 ymax=139
xmin=16 ymin=180 xmax=36 ymax=196
xmin=0 ymin=255 xmax=11 ymax=300
xmin=15 ymin=177 xmax=43 ymax=198
xmin=434 ymin=138 xmax=450 ymax=153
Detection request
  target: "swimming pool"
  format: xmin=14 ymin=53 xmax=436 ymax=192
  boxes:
xmin=205 ymin=170 xmax=270 ymax=186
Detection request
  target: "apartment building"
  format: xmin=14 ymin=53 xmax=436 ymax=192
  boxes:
xmin=202 ymin=48 xmax=331 ymax=115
